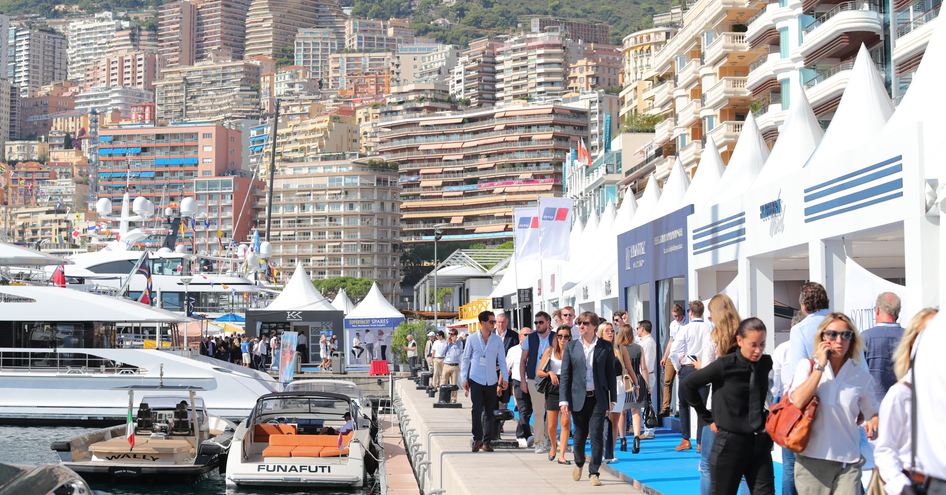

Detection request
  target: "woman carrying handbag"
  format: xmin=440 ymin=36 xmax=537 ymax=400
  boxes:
xmin=618 ymin=323 xmax=646 ymax=453
xmin=538 ymin=325 xmax=572 ymax=465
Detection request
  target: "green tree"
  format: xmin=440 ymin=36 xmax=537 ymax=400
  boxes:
xmin=622 ymin=111 xmax=663 ymax=133
xmin=391 ymin=320 xmax=429 ymax=364
xmin=274 ymin=44 xmax=294 ymax=68
xmin=312 ymin=277 xmax=374 ymax=301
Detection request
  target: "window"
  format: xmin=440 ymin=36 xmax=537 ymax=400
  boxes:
xmin=202 ymin=133 xmax=212 ymax=139
xmin=780 ymin=79 xmax=791 ymax=110
xmin=779 ymin=28 xmax=790 ymax=58
xmin=703 ymin=116 xmax=716 ymax=132
xmin=202 ymin=145 xmax=213 ymax=152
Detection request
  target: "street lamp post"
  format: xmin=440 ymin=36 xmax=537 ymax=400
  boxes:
xmin=181 ymin=276 xmax=192 ymax=350
xmin=433 ymin=226 xmax=442 ymax=330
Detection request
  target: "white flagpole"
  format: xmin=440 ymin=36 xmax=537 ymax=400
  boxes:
xmin=512 ymin=254 xmax=522 ymax=328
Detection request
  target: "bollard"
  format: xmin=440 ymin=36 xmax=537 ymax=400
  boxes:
xmin=433 ymin=384 xmax=462 ymax=408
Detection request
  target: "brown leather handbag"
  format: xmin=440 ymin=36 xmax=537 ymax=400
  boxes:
xmin=765 ymin=360 xmax=819 ymax=453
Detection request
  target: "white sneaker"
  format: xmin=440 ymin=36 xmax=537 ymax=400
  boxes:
xmin=534 ymin=444 xmax=549 ymax=454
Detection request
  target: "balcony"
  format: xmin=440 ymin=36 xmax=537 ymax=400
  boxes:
xmin=804 ymin=60 xmax=854 ymax=114
xmin=753 ymin=95 xmax=788 ymax=136
xmin=703 ymin=77 xmax=751 ymax=109
xmin=747 ymin=4 xmax=778 ymax=45
xmin=747 ymin=53 xmax=779 ymax=92
xmin=894 ymin=7 xmax=940 ymax=68
xmin=800 ymin=1 xmax=883 ymax=64
xmin=652 ymin=81 xmax=674 ymax=109
xmin=677 ymin=99 xmax=702 ymax=127
xmin=707 ymin=120 xmax=744 ymax=149
xmin=654 ymin=117 xmax=675 ymax=146
xmin=679 ymin=140 xmax=703 ymax=168
xmin=676 ymin=59 xmax=700 ymax=88
xmin=703 ymin=33 xmax=751 ymax=66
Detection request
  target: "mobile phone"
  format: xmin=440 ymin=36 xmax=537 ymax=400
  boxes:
xmin=688 ymin=354 xmax=699 ymax=362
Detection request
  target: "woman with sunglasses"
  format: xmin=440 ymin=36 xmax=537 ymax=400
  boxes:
xmin=597 ymin=322 xmax=626 ymax=463
xmin=538 ymin=325 xmax=572 ymax=464
xmin=789 ymin=312 xmax=879 ymax=494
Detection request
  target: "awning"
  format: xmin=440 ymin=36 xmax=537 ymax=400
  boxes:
xmin=476 ymin=164 xmax=493 ymax=169
xmin=474 ymin=225 xmax=507 ymax=233
xmin=420 ymin=117 xmax=463 ymax=126
xmin=418 ymin=143 xmax=443 ymax=150
xmin=443 ymin=191 xmax=463 ymax=197
xmin=532 ymin=133 xmax=554 ymax=140
xmin=450 ymin=216 xmax=464 ymax=224
xmin=503 ymin=107 xmax=554 ymax=117
xmin=420 ymin=180 xmax=443 ymax=187
xmin=505 ymin=136 xmax=520 ymax=142
xmin=420 ymin=168 xmax=443 ymax=174
xmin=442 ymin=166 xmax=464 ymax=172
xmin=441 ymin=142 xmax=462 ymax=149
xmin=519 ymin=173 xmax=533 ymax=179
xmin=443 ymin=154 xmax=464 ymax=160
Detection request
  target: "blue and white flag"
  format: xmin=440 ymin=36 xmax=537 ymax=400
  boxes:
xmin=513 ymin=207 xmax=541 ymax=262
xmin=538 ymin=197 xmax=573 ymax=261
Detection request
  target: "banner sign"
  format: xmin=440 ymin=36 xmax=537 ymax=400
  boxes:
xmin=538 ymin=197 xmax=573 ymax=261
xmin=343 ymin=317 xmax=405 ymax=329
xmin=278 ymin=332 xmax=298 ymax=386
xmin=513 ymin=207 xmax=541 ymax=262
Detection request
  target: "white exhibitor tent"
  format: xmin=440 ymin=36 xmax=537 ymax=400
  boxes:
xmin=344 ymin=282 xmax=405 ymax=367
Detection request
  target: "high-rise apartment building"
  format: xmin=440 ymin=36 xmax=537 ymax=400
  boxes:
xmin=67 ymin=12 xmax=126 ymax=81
xmin=0 ymin=15 xmax=9 ymax=81
xmin=567 ymin=43 xmax=623 ymax=93
xmin=13 ymin=28 xmax=68 ymax=97
xmin=525 ymin=16 xmax=611 ymax=44
xmin=618 ymin=26 xmax=677 ymax=121
xmin=108 ymin=25 xmax=158 ymax=55
xmin=449 ymin=37 xmax=502 ymax=107
xmin=295 ymin=28 xmax=341 ymax=82
xmin=393 ymin=41 xmax=443 ymax=86
xmin=244 ymin=0 xmax=345 ymax=60
xmin=158 ymin=0 xmax=197 ymax=68
xmin=154 ymin=60 xmax=262 ymax=123
xmin=345 ymin=18 xmax=397 ymax=52
xmin=496 ymin=31 xmax=580 ymax=104
xmin=193 ymin=174 xmax=258 ymax=255
xmin=0 ymin=79 xmax=10 ymax=156
xmin=257 ymin=153 xmax=401 ymax=301
xmin=377 ymin=103 xmax=588 ymax=245
xmin=248 ymin=109 xmax=359 ymax=173
xmin=328 ymin=51 xmax=393 ymax=93
xmin=83 ymin=50 xmax=159 ymax=91
xmin=96 ymin=123 xmax=244 ymax=208
xmin=75 ymin=86 xmax=153 ymax=117
xmin=415 ymin=45 xmax=458 ymax=85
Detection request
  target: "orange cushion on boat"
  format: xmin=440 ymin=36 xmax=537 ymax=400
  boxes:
xmin=261 ymin=445 xmax=294 ymax=457
xmin=254 ymin=424 xmax=296 ymax=442
xmin=319 ymin=447 xmax=350 ymax=457
xmin=269 ymin=434 xmax=302 ymax=446
xmin=291 ymin=446 xmax=323 ymax=457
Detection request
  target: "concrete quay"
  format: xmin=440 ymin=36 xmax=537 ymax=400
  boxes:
xmin=392 ymin=379 xmax=646 ymax=494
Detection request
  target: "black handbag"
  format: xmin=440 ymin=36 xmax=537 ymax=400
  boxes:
xmin=643 ymin=392 xmax=659 ymax=428
xmin=536 ymin=352 xmax=553 ymax=394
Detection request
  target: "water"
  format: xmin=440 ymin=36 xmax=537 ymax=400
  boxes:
xmin=0 ymin=426 xmax=378 ymax=495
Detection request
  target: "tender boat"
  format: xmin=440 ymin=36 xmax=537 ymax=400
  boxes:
xmin=225 ymin=391 xmax=378 ymax=488
xmin=0 ymin=462 xmax=91 ymax=495
xmin=52 ymin=386 xmax=236 ymax=482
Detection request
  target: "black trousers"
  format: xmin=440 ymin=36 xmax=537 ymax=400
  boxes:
xmin=678 ymin=365 xmax=709 ymax=443
xmin=380 ymin=345 xmax=387 ymax=361
xmin=572 ymin=394 xmax=605 ymax=476
xmin=469 ymin=380 xmax=498 ymax=443
xmin=511 ymin=379 xmax=533 ymax=440
xmin=710 ymin=430 xmax=775 ymax=495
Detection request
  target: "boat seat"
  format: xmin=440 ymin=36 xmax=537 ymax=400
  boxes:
xmin=261 ymin=445 xmax=294 ymax=458
xmin=253 ymin=424 xmax=296 ymax=442
xmin=90 ymin=437 xmax=193 ymax=455
xmin=290 ymin=446 xmax=323 ymax=457
xmin=319 ymin=447 xmax=350 ymax=457
xmin=267 ymin=433 xmax=354 ymax=447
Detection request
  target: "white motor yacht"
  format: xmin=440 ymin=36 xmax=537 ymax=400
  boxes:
xmin=225 ymin=391 xmax=378 ymax=488
xmin=53 ymin=386 xmax=236 ymax=482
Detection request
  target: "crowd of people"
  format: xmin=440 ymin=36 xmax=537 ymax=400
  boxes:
xmin=442 ymin=282 xmax=946 ymax=495
xmin=199 ymin=333 xmax=280 ymax=370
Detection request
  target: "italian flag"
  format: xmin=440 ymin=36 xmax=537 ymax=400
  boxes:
xmin=126 ymin=408 xmax=135 ymax=450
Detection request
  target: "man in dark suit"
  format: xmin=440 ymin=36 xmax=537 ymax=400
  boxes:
xmin=559 ymin=311 xmax=616 ymax=487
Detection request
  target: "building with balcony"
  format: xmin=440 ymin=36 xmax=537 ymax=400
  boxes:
xmin=95 ymin=122 xmax=244 ymax=210
xmin=392 ymin=41 xmax=445 ymax=87
xmin=244 ymin=0 xmax=345 ymax=60
xmin=17 ymin=93 xmax=76 ymax=140
xmin=247 ymin=108 xmax=360 ymax=177
xmin=255 ymin=153 xmax=401 ymax=301
xmin=295 ymin=27 xmax=341 ymax=82
xmin=496 ymin=31 xmax=581 ymax=104
xmin=380 ymin=84 xmax=457 ymax=122
xmin=193 ymin=174 xmax=259 ymax=255
xmin=562 ymin=90 xmax=621 ymax=160
xmin=328 ymin=51 xmax=394 ymax=94
xmin=154 ymin=60 xmax=262 ymax=124
xmin=66 ymin=12 xmax=126 ymax=81
xmin=158 ymin=0 xmax=197 ymax=68
xmin=564 ymin=133 xmax=654 ymax=220
xmin=82 ymin=50 xmax=159 ymax=92
xmin=6 ymin=206 xmax=88 ymax=250
xmin=74 ymin=86 xmax=153 ymax=117
xmin=108 ymin=25 xmax=157 ymax=56
xmin=523 ymin=16 xmax=611 ymax=44
xmin=448 ymin=37 xmax=502 ymax=107
xmin=376 ymin=103 xmax=588 ymax=246
xmin=344 ymin=18 xmax=398 ymax=52
xmin=414 ymin=45 xmax=458 ymax=85
xmin=619 ymin=26 xmax=677 ymax=120
xmin=0 ymin=79 xmax=10 ymax=155
xmin=567 ymin=44 xmax=623 ymax=93
xmin=13 ymin=27 xmax=67 ymax=98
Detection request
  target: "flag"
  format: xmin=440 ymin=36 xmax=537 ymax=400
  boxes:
xmin=136 ymin=252 xmax=153 ymax=305
xmin=126 ymin=407 xmax=135 ymax=449
xmin=51 ymin=265 xmax=66 ymax=288
xmin=337 ymin=431 xmax=344 ymax=449
xmin=512 ymin=207 xmax=540 ymax=262
xmin=252 ymin=230 xmax=261 ymax=253
xmin=538 ymin=197 xmax=573 ymax=261
xmin=577 ymin=139 xmax=592 ymax=167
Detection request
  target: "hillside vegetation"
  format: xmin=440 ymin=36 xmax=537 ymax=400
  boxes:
xmin=0 ymin=0 xmax=160 ymax=16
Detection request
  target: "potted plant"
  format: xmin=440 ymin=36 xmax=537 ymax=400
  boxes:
xmin=391 ymin=321 xmax=430 ymax=373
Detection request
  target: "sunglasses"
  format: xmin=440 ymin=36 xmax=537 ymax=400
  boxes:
xmin=535 ymin=320 xmax=548 ymax=325
xmin=562 ymin=313 xmax=574 ymax=317
xmin=823 ymin=330 xmax=854 ymax=341
xmin=487 ymin=320 xmax=496 ymax=324
xmin=578 ymin=320 xmax=593 ymax=326
xmin=449 ymin=333 xmax=458 ymax=336
xmin=558 ymin=334 xmax=571 ymax=340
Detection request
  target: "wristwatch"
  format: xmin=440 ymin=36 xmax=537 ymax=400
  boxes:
xmin=813 ymin=362 xmax=826 ymax=372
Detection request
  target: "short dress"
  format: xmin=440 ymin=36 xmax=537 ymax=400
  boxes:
xmin=624 ymin=343 xmax=648 ymax=409
xmin=611 ymin=352 xmax=626 ymax=413
xmin=544 ymin=354 xmax=564 ymax=411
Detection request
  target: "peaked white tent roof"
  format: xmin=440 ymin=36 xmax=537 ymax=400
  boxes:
xmin=0 ymin=285 xmax=187 ymax=322
xmin=332 ymin=289 xmax=355 ymax=314
xmin=886 ymin=18 xmax=944 ymax=132
xmin=682 ymin=137 xmax=725 ymax=207
xmin=489 ymin=256 xmax=540 ymax=298
xmin=614 ymin=187 xmax=639 ymax=233
xmin=345 ymin=282 xmax=403 ymax=320
xmin=0 ymin=242 xmax=71 ymax=266
xmin=717 ymin=112 xmax=769 ymax=195
xmin=656 ymin=158 xmax=691 ymax=217
xmin=265 ymin=263 xmax=336 ymax=311
xmin=805 ymin=44 xmax=893 ymax=170
xmin=754 ymin=87 xmax=824 ymax=185
xmin=630 ymin=174 xmax=662 ymax=229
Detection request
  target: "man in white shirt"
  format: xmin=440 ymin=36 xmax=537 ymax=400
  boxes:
xmin=520 ymin=311 xmax=556 ymax=453
xmin=670 ymin=301 xmax=712 ymax=451
xmin=660 ymin=303 xmax=685 ymax=417
xmin=461 ymin=311 xmax=509 ymax=453
xmin=637 ymin=320 xmax=658 ymax=439
xmin=914 ymin=312 xmax=946 ymax=491
xmin=431 ymin=331 xmax=447 ymax=389
xmin=507 ymin=327 xmax=532 ymax=444
xmin=364 ymin=330 xmax=377 ymax=362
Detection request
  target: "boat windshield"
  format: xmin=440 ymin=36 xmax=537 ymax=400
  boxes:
xmin=257 ymin=396 xmax=349 ymax=417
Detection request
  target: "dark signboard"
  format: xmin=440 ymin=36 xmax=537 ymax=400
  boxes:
xmin=492 ymin=297 xmax=505 ymax=309
xmin=517 ymin=288 xmax=533 ymax=305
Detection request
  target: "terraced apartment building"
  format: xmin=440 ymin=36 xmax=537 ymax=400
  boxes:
xmin=377 ymin=103 xmax=588 ymax=245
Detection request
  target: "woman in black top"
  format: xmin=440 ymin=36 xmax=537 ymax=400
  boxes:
xmin=682 ymin=318 xmax=774 ymax=495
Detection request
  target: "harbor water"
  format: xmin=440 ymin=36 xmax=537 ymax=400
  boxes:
xmin=0 ymin=426 xmax=378 ymax=495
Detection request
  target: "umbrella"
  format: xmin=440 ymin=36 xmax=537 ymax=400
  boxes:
xmin=214 ymin=313 xmax=245 ymax=323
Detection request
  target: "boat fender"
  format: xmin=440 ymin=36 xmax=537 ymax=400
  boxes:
xmin=198 ymin=440 xmax=225 ymax=457
xmin=50 ymin=441 xmax=71 ymax=453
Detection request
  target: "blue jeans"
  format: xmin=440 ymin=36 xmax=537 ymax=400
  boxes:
xmin=701 ymin=426 xmax=752 ymax=495
xmin=782 ymin=447 xmax=797 ymax=495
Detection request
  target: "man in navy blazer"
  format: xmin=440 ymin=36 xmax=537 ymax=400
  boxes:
xmin=560 ymin=311 xmax=616 ymax=487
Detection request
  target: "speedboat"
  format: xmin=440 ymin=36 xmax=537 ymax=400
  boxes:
xmin=225 ymin=391 xmax=378 ymax=488
xmin=0 ymin=462 xmax=91 ymax=495
xmin=52 ymin=386 xmax=236 ymax=482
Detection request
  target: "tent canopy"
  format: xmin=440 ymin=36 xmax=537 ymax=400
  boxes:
xmin=0 ymin=285 xmax=188 ymax=323
xmin=265 ymin=263 xmax=336 ymax=311
xmin=0 ymin=243 xmax=71 ymax=267
xmin=345 ymin=283 xmax=403 ymax=320
xmin=656 ymin=158 xmax=690 ymax=217
xmin=214 ymin=312 xmax=245 ymax=323
xmin=754 ymin=87 xmax=823 ymax=185
xmin=717 ymin=112 xmax=769 ymax=196
xmin=682 ymin=137 xmax=724 ymax=207
xmin=331 ymin=289 xmax=355 ymax=314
